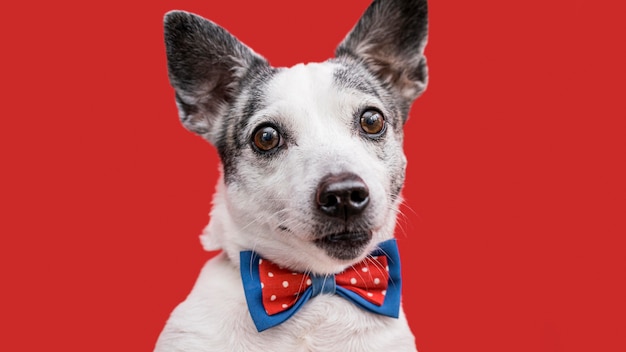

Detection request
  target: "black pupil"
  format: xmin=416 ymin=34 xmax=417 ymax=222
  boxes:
xmin=262 ymin=130 xmax=275 ymax=142
xmin=366 ymin=114 xmax=379 ymax=126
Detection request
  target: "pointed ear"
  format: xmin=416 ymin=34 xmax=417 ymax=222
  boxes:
xmin=163 ymin=11 xmax=269 ymax=143
xmin=336 ymin=0 xmax=428 ymax=106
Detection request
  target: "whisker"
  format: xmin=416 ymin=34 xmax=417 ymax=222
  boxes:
xmin=366 ymin=254 xmax=387 ymax=274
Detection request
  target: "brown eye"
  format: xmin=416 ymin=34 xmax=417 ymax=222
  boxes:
xmin=253 ymin=126 xmax=281 ymax=152
xmin=360 ymin=110 xmax=385 ymax=135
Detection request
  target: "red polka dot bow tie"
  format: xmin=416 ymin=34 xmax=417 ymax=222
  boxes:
xmin=240 ymin=239 xmax=402 ymax=332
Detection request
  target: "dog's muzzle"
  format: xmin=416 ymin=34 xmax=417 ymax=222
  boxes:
xmin=313 ymin=172 xmax=373 ymax=260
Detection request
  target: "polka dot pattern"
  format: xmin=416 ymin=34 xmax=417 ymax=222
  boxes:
xmin=258 ymin=259 xmax=310 ymax=315
xmin=334 ymin=256 xmax=389 ymax=306
xmin=258 ymin=255 xmax=390 ymax=315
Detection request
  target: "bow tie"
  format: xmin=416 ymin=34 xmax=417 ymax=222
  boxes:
xmin=240 ymin=239 xmax=402 ymax=332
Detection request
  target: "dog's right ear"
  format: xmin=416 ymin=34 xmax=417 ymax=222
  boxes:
xmin=164 ymin=11 xmax=269 ymax=142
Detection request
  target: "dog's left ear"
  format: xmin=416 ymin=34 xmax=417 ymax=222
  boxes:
xmin=336 ymin=0 xmax=428 ymax=113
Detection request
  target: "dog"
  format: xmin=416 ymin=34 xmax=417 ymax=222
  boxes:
xmin=155 ymin=0 xmax=428 ymax=350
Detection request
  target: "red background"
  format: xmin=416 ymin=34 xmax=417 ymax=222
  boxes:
xmin=1 ymin=0 xmax=625 ymax=351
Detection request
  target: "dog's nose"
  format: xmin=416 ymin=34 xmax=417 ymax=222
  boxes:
xmin=316 ymin=173 xmax=370 ymax=220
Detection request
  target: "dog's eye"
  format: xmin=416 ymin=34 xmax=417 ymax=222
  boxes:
xmin=360 ymin=110 xmax=385 ymax=135
xmin=252 ymin=125 xmax=281 ymax=152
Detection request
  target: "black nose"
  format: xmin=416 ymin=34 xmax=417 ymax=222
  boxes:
xmin=316 ymin=173 xmax=370 ymax=220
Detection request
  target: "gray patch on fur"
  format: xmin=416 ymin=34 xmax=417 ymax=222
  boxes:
xmin=216 ymin=66 xmax=279 ymax=183
xmin=332 ymin=62 xmax=381 ymax=99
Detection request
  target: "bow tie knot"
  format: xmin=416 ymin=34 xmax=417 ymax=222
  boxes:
xmin=240 ymin=239 xmax=402 ymax=332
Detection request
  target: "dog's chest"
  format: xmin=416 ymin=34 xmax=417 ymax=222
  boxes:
xmin=274 ymin=298 xmax=416 ymax=351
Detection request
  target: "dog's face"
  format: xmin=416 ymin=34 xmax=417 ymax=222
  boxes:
xmin=217 ymin=61 xmax=408 ymax=270
xmin=164 ymin=0 xmax=428 ymax=274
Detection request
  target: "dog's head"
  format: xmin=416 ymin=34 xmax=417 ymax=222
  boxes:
xmin=164 ymin=0 xmax=428 ymax=274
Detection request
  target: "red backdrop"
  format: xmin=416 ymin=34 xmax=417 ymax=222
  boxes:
xmin=1 ymin=0 xmax=625 ymax=351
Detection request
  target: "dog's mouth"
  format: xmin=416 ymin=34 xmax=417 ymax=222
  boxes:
xmin=313 ymin=231 xmax=372 ymax=261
